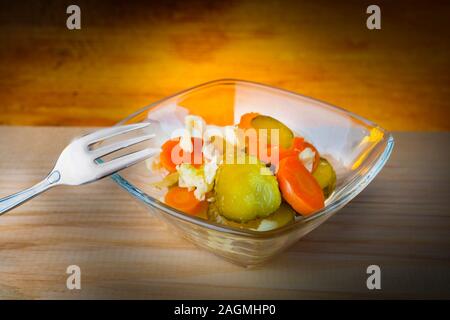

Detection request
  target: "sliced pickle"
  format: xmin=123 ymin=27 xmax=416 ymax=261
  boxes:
xmin=214 ymin=159 xmax=281 ymax=222
xmin=312 ymin=158 xmax=336 ymax=199
xmin=208 ymin=201 xmax=295 ymax=231
xmin=251 ymin=115 xmax=294 ymax=149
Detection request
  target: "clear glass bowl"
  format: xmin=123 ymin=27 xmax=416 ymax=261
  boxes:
xmin=111 ymin=79 xmax=394 ymax=267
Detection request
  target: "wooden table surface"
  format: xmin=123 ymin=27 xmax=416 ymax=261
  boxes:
xmin=0 ymin=126 xmax=449 ymax=299
xmin=0 ymin=0 xmax=449 ymax=130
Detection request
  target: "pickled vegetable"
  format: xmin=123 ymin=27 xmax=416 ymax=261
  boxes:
xmin=238 ymin=112 xmax=259 ymax=129
xmin=151 ymin=172 xmax=179 ymax=189
xmin=257 ymin=202 xmax=296 ymax=231
xmin=164 ymin=186 xmax=208 ymax=215
xmin=160 ymin=137 xmax=204 ymax=172
xmin=155 ymin=112 xmax=337 ymax=231
xmin=214 ymin=159 xmax=281 ymax=222
xmin=251 ymin=115 xmax=294 ymax=149
xmin=208 ymin=201 xmax=295 ymax=231
xmin=312 ymin=158 xmax=336 ymax=198
xmin=277 ymin=155 xmax=325 ymax=216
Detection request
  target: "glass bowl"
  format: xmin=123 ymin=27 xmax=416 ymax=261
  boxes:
xmin=110 ymin=79 xmax=394 ymax=267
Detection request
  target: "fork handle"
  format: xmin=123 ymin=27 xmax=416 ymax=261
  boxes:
xmin=0 ymin=171 xmax=60 ymax=215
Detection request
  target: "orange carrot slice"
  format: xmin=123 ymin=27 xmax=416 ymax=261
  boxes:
xmin=160 ymin=137 xmax=204 ymax=172
xmin=238 ymin=112 xmax=259 ymax=129
xmin=275 ymin=137 xmax=320 ymax=171
xmin=277 ymin=156 xmax=325 ymax=216
xmin=160 ymin=139 xmax=180 ymax=172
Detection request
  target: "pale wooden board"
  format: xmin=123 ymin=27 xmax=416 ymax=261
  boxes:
xmin=0 ymin=126 xmax=449 ymax=299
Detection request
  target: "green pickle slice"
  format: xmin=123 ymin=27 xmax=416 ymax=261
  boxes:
xmin=213 ymin=159 xmax=281 ymax=222
xmin=312 ymin=157 xmax=336 ymax=199
xmin=208 ymin=201 xmax=295 ymax=231
xmin=251 ymin=115 xmax=294 ymax=149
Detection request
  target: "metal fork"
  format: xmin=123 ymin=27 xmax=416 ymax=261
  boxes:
xmin=0 ymin=123 xmax=159 ymax=215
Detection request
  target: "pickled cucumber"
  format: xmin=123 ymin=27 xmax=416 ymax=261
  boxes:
xmin=214 ymin=159 xmax=281 ymax=222
xmin=208 ymin=201 xmax=295 ymax=231
xmin=312 ymin=158 xmax=336 ymax=198
xmin=251 ymin=115 xmax=294 ymax=149
xmin=256 ymin=202 xmax=296 ymax=231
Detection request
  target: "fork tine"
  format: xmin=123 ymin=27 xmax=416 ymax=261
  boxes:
xmin=81 ymin=123 xmax=150 ymax=145
xmin=97 ymin=148 xmax=160 ymax=177
xmin=91 ymin=134 xmax=155 ymax=159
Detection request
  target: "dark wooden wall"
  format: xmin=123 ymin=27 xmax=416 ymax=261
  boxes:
xmin=0 ymin=0 xmax=449 ymax=130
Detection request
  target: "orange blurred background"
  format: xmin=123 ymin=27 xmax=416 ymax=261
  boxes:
xmin=0 ymin=0 xmax=448 ymax=130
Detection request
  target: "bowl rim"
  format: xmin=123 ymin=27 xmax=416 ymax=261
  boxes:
xmin=111 ymin=78 xmax=395 ymax=238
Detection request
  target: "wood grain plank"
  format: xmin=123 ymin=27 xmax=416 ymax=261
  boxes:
xmin=0 ymin=126 xmax=449 ymax=299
